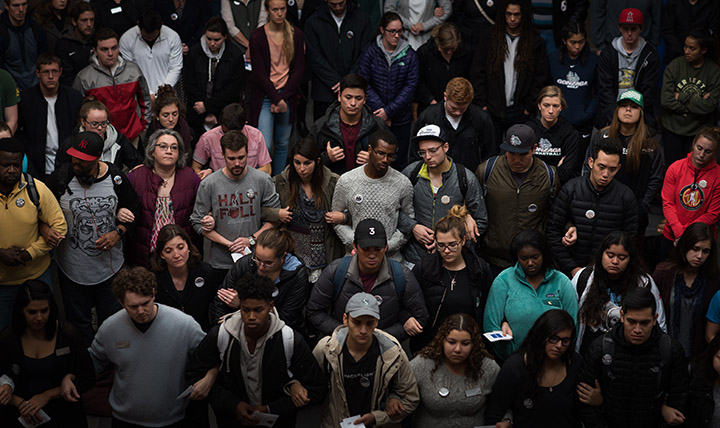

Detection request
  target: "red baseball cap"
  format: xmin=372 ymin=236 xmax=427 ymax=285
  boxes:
xmin=619 ymin=8 xmax=643 ymax=26
xmin=66 ymin=131 xmax=103 ymax=161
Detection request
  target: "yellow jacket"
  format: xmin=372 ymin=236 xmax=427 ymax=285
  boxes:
xmin=0 ymin=175 xmax=66 ymax=285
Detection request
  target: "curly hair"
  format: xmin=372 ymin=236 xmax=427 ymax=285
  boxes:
xmin=516 ymin=309 xmax=576 ymax=399
xmin=486 ymin=0 xmax=536 ymax=74
xmin=112 ymin=266 xmax=157 ymax=301
xmin=578 ymin=231 xmax=647 ymax=328
xmin=417 ymin=313 xmax=492 ymax=381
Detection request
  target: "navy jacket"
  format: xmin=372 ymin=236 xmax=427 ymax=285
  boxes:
xmin=549 ymin=49 xmax=599 ymax=128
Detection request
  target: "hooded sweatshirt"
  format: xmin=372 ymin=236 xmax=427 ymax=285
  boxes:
xmin=612 ymin=36 xmax=647 ymax=96
xmin=376 ymin=34 xmax=410 ymax=68
xmin=222 ymin=308 xmax=285 ymax=406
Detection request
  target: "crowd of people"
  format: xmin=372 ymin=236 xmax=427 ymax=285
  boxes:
xmin=2 ymin=0 xmax=720 ymax=427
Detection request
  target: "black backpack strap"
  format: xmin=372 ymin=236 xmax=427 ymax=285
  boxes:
xmin=482 ymin=156 xmax=498 ymax=197
xmin=657 ymin=334 xmax=672 ymax=394
xmin=387 ymin=259 xmax=406 ymax=300
xmin=544 ymin=162 xmax=556 ymax=191
xmin=454 ymin=162 xmax=468 ymax=201
xmin=600 ymin=333 xmax=616 ymax=381
xmin=332 ymin=256 xmax=353 ymax=303
xmin=576 ymin=267 xmax=593 ymax=301
xmin=23 ymin=173 xmax=41 ymax=216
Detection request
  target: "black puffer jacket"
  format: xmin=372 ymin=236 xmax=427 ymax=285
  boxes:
xmin=209 ymin=254 xmax=310 ymax=332
xmin=409 ymin=247 xmax=491 ymax=350
xmin=548 ymin=176 xmax=638 ymax=275
xmin=684 ymin=360 xmax=716 ymax=428
xmin=577 ymin=325 xmax=688 ymax=428
xmin=526 ymin=116 xmax=580 ymax=185
xmin=415 ymin=37 xmax=474 ymax=111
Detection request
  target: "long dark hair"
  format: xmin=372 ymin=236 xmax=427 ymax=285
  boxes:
xmin=605 ymin=99 xmax=656 ymax=172
xmin=517 ymin=310 xmax=576 ymax=398
xmin=487 ymin=0 xmax=536 ymax=74
xmin=12 ymin=280 xmax=59 ymax=340
xmin=558 ymin=21 xmax=588 ymax=65
xmin=510 ymin=229 xmax=556 ymax=272
xmin=417 ymin=313 xmax=493 ymax=381
xmin=687 ymin=28 xmax=718 ymax=65
xmin=287 ymin=138 xmax=327 ymax=210
xmin=662 ymin=222 xmax=720 ymax=277
xmin=579 ymin=232 xmax=647 ymax=328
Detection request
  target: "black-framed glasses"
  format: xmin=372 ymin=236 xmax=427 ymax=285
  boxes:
xmin=384 ymin=28 xmax=403 ymax=36
xmin=252 ymin=257 xmax=277 ymax=268
xmin=436 ymin=241 xmax=461 ymax=252
xmin=372 ymin=149 xmax=397 ymax=160
xmin=547 ymin=335 xmax=571 ymax=346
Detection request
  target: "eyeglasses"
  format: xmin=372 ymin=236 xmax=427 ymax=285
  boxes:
xmin=252 ymin=257 xmax=277 ymax=268
xmin=156 ymin=144 xmax=179 ymax=152
xmin=372 ymin=149 xmax=397 ymax=160
xmin=547 ymin=335 xmax=572 ymax=346
xmin=436 ymin=241 xmax=461 ymax=252
xmin=417 ymin=145 xmax=443 ymax=158
xmin=84 ymin=119 xmax=109 ymax=129
xmin=384 ymin=28 xmax=403 ymax=36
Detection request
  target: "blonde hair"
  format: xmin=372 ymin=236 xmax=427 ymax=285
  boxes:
xmin=432 ymin=22 xmax=461 ymax=48
xmin=536 ymin=85 xmax=567 ymax=110
xmin=434 ymin=204 xmax=468 ymax=238
xmin=265 ymin=0 xmax=295 ymax=65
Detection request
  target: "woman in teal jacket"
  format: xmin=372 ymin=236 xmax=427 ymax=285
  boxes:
xmin=484 ymin=229 xmax=578 ymax=362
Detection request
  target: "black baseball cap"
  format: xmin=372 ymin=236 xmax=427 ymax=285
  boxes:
xmin=354 ymin=218 xmax=387 ymax=249
xmin=66 ymin=131 xmax=104 ymax=161
xmin=500 ymin=124 xmax=537 ymax=154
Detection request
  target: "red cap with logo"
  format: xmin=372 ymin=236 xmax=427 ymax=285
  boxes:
xmin=619 ymin=8 xmax=644 ymax=25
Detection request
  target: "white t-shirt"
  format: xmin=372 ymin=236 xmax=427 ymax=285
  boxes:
xmin=332 ymin=12 xmax=345 ymax=32
xmin=445 ymin=112 xmax=461 ymax=130
xmin=44 ymin=96 xmax=58 ymax=175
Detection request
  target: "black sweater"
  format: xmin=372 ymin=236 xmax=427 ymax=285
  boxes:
xmin=526 ymin=116 xmax=580 ymax=185
xmin=154 ymin=262 xmax=217 ymax=332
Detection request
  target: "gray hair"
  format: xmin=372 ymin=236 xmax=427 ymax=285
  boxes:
xmin=144 ymin=128 xmax=186 ymax=169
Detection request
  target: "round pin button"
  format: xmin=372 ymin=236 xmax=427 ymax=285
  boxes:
xmin=585 ymin=209 xmax=595 ymax=219
xmin=438 ymin=387 xmax=449 ymax=397
xmin=440 ymin=195 xmax=450 ymax=205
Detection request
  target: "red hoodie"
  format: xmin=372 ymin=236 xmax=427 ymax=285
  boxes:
xmin=662 ymin=153 xmax=720 ymax=240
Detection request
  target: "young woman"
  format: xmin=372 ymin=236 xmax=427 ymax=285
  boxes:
xmin=152 ymin=224 xmax=215 ymax=331
xmin=585 ymin=89 xmax=663 ymax=242
xmin=35 ymin=0 xmax=71 ymax=52
xmin=0 ymin=281 xmax=94 ymax=427
xmin=411 ymin=205 xmax=492 ymax=353
xmin=661 ymin=28 xmax=720 ymax=165
xmin=654 ymin=222 xmax=720 ymax=358
xmin=266 ymin=139 xmax=345 ymax=279
xmin=484 ymin=230 xmax=577 ymax=362
xmin=525 ymin=85 xmax=580 ymax=184
xmin=210 ymin=228 xmax=309 ymax=332
xmin=415 ymin=22 xmax=473 ymax=113
xmin=410 ymin=313 xmax=499 ymax=427
xmin=384 ymin=0 xmax=452 ymax=50
xmin=249 ymin=0 xmax=305 ymax=176
xmin=574 ymin=231 xmax=666 ymax=353
xmin=549 ymin=22 xmax=598 ymax=151
xmin=486 ymin=310 xmax=584 ymax=428
xmin=357 ymin=11 xmax=419 ymax=171
xmin=126 ymin=129 xmax=200 ymax=268
xmin=146 ymin=85 xmax=194 ymax=163
xmin=54 ymin=97 xmax=143 ymax=170
xmin=685 ymin=334 xmax=720 ymax=427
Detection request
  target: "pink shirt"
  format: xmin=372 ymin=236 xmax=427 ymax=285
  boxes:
xmin=193 ymin=125 xmax=272 ymax=172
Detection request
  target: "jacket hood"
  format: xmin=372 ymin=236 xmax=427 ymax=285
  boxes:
xmin=375 ymin=34 xmax=411 ymax=67
xmin=200 ymin=35 xmax=225 ymax=59
xmin=90 ymin=53 xmax=125 ymax=75
xmin=611 ymin=36 xmax=647 ymax=62
xmin=222 ymin=307 xmax=286 ymax=342
xmin=61 ymin=28 xmax=90 ymax=43
xmin=1 ymin=12 xmax=31 ymax=31
xmin=79 ymin=123 xmax=121 ymax=163
xmin=684 ymin=152 xmax=718 ymax=172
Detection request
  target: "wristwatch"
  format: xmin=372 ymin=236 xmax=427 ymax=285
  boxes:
xmin=115 ymin=227 xmax=125 ymax=237
xmin=248 ymin=234 xmax=256 ymax=246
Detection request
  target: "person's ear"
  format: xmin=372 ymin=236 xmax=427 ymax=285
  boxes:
xmin=343 ymin=313 xmax=349 ymax=326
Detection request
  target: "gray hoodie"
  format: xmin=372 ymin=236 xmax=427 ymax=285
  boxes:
xmin=612 ymin=35 xmax=647 ymax=96
xmin=221 ymin=308 xmax=285 ymax=405
xmin=375 ymin=34 xmax=411 ymax=68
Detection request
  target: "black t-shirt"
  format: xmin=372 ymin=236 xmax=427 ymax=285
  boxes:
xmin=436 ymin=267 xmax=476 ymax=327
xmin=343 ymin=336 xmax=380 ymax=417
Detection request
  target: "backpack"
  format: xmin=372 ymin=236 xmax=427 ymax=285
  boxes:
xmin=23 ymin=173 xmax=41 ymax=216
xmin=332 ymin=255 xmax=406 ymax=302
xmin=575 ymin=266 xmax=594 ymax=301
xmin=600 ymin=331 xmax=672 ymax=396
xmin=409 ymin=161 xmax=468 ymax=201
xmin=216 ymin=321 xmax=294 ymax=377
xmin=481 ymin=155 xmax=555 ymax=196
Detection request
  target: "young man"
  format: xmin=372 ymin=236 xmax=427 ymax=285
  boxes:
xmin=312 ymin=292 xmax=420 ymax=427
xmin=331 ymin=129 xmax=414 ymax=260
xmin=55 ymin=2 xmax=95 ymax=87
xmin=412 ymin=77 xmax=496 ymax=173
xmin=0 ymin=0 xmax=47 ymax=92
xmin=73 ymin=27 xmax=152 ymax=144
xmin=48 ymin=131 xmax=140 ymax=344
xmin=119 ymin=8 xmax=183 ymax=99
xmin=476 ymin=124 xmax=559 ymax=272
xmin=548 ymin=137 xmax=638 ymax=276
xmin=307 ymin=218 xmax=428 ymax=342
xmin=310 ymin=73 xmax=387 ymax=175
xmin=186 ymin=274 xmax=326 ymax=428
xmin=192 ymin=103 xmax=271 ymax=179
xmin=190 ymin=130 xmax=280 ymax=281
xmin=595 ymin=8 xmax=659 ymax=129
xmin=402 ymin=124 xmax=487 ymax=265
xmin=304 ymin=0 xmax=371 ymax=119
xmin=19 ymin=53 xmax=83 ymax=179
xmin=89 ymin=266 xmax=212 ymax=427
xmin=0 ymin=138 xmax=66 ymax=330
xmin=577 ymin=286 xmax=687 ymax=428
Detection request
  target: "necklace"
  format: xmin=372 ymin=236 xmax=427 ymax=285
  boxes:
xmin=542 ymin=365 xmax=564 ymax=392
xmin=446 ymin=269 xmax=458 ymax=291
xmin=154 ymin=169 xmax=175 ymax=187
